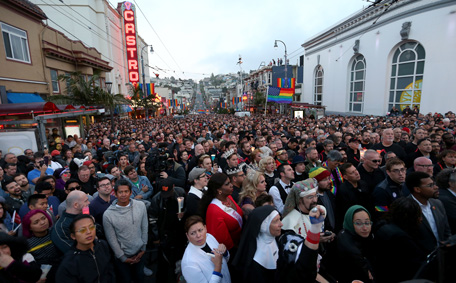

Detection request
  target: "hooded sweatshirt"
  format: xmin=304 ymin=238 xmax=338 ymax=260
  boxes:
xmin=103 ymin=199 xmax=148 ymax=262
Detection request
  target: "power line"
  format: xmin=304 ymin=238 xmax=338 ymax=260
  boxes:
xmin=132 ymin=0 xmax=186 ymax=78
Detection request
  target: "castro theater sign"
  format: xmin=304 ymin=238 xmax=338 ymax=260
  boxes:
xmin=122 ymin=1 xmax=139 ymax=84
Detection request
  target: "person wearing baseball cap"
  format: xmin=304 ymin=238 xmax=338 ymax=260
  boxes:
xmin=186 ymin=168 xmax=208 ymax=217
xmin=347 ymin=138 xmax=361 ymax=167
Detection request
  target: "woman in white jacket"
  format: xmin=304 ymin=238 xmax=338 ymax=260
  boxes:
xmin=181 ymin=215 xmax=231 ymax=283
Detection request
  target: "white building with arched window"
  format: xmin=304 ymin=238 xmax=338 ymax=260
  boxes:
xmin=300 ymin=0 xmax=456 ymax=115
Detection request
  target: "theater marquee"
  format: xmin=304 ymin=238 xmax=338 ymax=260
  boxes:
xmin=122 ymin=1 xmax=139 ymax=84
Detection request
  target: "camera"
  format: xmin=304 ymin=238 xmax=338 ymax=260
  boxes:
xmin=145 ymin=143 xmax=173 ymax=180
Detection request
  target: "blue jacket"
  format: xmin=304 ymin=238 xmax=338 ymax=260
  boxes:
xmin=128 ymin=176 xmax=153 ymax=200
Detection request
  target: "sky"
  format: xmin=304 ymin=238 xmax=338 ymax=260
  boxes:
xmin=108 ymin=0 xmax=369 ymax=81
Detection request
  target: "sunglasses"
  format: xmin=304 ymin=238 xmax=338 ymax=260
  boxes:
xmin=67 ymin=185 xmax=81 ymax=191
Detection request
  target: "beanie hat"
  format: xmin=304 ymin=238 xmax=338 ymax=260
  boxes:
xmin=309 ymin=167 xmax=331 ymax=182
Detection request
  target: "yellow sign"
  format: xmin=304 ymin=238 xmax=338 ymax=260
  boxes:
xmin=400 ymin=79 xmax=422 ymax=110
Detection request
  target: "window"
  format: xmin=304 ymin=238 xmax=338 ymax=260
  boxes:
xmin=349 ymin=55 xmax=366 ymax=113
xmin=313 ymin=65 xmax=324 ymax=105
xmin=389 ymin=42 xmax=425 ymax=111
xmin=50 ymin=69 xmax=59 ymax=93
xmin=1 ymin=22 xmax=31 ymax=63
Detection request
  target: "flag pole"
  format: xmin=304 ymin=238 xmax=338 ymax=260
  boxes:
xmin=264 ymin=86 xmax=268 ymax=116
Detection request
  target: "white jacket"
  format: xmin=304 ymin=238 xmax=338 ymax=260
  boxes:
xmin=181 ymin=233 xmax=231 ymax=283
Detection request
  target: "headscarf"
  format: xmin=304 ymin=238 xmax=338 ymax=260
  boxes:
xmin=343 ymin=205 xmax=371 ymax=234
xmin=22 ymin=209 xmax=53 ymax=239
xmin=232 ymin=205 xmax=278 ymax=280
xmin=253 ymin=210 xmax=279 ymax=269
xmin=283 ymin=178 xmax=319 ymax=217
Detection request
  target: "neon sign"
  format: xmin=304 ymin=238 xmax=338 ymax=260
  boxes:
xmin=123 ymin=2 xmax=139 ymax=84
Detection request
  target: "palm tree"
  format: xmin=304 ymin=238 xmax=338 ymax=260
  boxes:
xmin=128 ymin=84 xmax=163 ymax=119
xmin=48 ymin=72 xmax=130 ymax=127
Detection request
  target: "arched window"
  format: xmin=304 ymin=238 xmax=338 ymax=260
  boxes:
xmin=314 ymin=65 xmax=324 ymax=105
xmin=349 ymin=55 xmax=366 ymax=113
xmin=389 ymin=42 xmax=425 ymax=112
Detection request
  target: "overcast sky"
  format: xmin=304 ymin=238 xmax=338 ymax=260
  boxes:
xmin=108 ymin=0 xmax=368 ymax=81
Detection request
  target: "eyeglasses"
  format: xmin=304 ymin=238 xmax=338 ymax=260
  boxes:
xmin=196 ymin=174 xmax=208 ymax=180
xmin=67 ymin=185 xmax=81 ymax=191
xmin=417 ymin=164 xmax=433 ymax=168
xmin=390 ymin=168 xmax=406 ymax=174
xmin=353 ymin=221 xmax=373 ymax=227
xmin=370 ymin=159 xmax=382 ymax=163
xmin=99 ymin=183 xmax=111 ymax=188
xmin=421 ymin=182 xmax=436 ymax=188
xmin=76 ymin=224 xmax=96 ymax=234
xmin=188 ymin=227 xmax=205 ymax=237
xmin=88 ymin=166 xmax=95 ymax=169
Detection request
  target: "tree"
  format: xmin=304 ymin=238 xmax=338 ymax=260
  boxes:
xmin=49 ymin=72 xmax=130 ymax=130
xmin=128 ymin=84 xmax=163 ymax=119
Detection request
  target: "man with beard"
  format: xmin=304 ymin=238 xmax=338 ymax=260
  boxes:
xmin=319 ymin=140 xmax=334 ymax=162
xmin=360 ymin=130 xmax=373 ymax=149
xmin=310 ymin=167 xmax=336 ymax=233
xmin=13 ymin=173 xmax=34 ymax=200
xmin=238 ymin=141 xmax=251 ymax=164
xmin=305 ymin=147 xmax=322 ymax=173
xmin=407 ymin=172 xmax=451 ymax=255
xmin=337 ymin=163 xmax=374 ymax=232
xmin=282 ymin=179 xmax=334 ymax=243
xmin=185 ymin=167 xmax=208 ymax=217
xmin=1 ymin=179 xmax=25 ymax=214
xmin=226 ymin=166 xmax=245 ymax=204
xmin=372 ymin=128 xmax=406 ymax=165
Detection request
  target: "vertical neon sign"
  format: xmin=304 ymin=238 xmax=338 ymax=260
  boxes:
xmin=123 ymin=2 xmax=139 ymax=84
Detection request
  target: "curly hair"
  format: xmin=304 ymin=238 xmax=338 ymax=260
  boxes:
xmin=259 ymin=156 xmax=275 ymax=173
xmin=238 ymin=171 xmax=264 ymax=206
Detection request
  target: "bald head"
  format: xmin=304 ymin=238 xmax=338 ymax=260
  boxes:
xmin=66 ymin=191 xmax=89 ymax=214
xmin=414 ymin=157 xmax=433 ymax=175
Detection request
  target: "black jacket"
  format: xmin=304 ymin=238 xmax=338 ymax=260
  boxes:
xmin=56 ymin=240 xmax=115 ymax=283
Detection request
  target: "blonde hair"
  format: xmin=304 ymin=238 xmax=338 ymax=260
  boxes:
xmin=259 ymin=156 xmax=275 ymax=172
xmin=238 ymin=170 xmax=264 ymax=205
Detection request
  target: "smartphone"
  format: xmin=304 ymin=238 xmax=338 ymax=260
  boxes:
xmin=43 ymin=156 xmax=49 ymax=164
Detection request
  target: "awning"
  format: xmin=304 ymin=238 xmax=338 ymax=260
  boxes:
xmin=0 ymin=102 xmax=60 ymax=116
xmin=114 ymin=105 xmax=133 ymax=114
xmin=7 ymin=93 xmax=45 ymax=103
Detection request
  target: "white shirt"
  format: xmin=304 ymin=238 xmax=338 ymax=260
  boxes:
xmin=269 ymin=179 xmax=292 ymax=215
xmin=189 ymin=186 xmax=206 ymax=199
xmin=412 ymin=195 xmax=439 ymax=241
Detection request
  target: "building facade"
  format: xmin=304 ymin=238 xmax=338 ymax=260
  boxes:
xmin=0 ymin=0 xmax=111 ymax=104
xmin=301 ymin=0 xmax=456 ymax=115
xmin=31 ymin=0 xmax=151 ymax=96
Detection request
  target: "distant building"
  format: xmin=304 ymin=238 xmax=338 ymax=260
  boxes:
xmin=301 ymin=0 xmax=456 ymax=115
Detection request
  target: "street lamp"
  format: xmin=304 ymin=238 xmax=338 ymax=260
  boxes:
xmin=105 ymin=81 xmax=113 ymax=132
xmin=141 ymin=45 xmax=154 ymax=119
xmin=274 ymin=40 xmax=288 ymax=88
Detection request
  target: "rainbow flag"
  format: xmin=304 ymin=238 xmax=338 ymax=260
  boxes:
xmin=267 ymin=86 xmax=293 ymax=104
xmin=146 ymin=83 xmax=155 ymax=97
xmin=232 ymin=97 xmax=241 ymax=105
xmin=375 ymin=206 xmax=389 ymax=212
xmin=277 ymin=78 xmax=296 ymax=89
xmin=198 ymin=109 xmax=205 ymax=113
xmin=220 ymin=102 xmax=226 ymax=108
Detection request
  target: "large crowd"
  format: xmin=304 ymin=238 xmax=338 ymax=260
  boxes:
xmin=0 ymin=110 xmax=456 ymax=283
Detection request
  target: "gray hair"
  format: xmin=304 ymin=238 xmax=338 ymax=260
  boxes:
xmin=326 ymin=150 xmax=343 ymax=162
